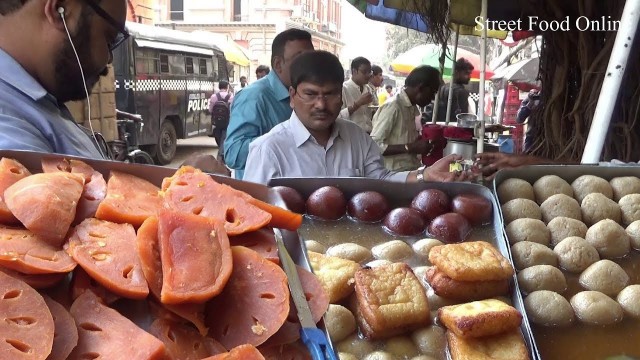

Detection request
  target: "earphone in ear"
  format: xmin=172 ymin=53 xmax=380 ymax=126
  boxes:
xmin=57 ymin=7 xmax=65 ymax=16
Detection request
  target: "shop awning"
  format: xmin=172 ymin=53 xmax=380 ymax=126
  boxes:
xmin=134 ymin=39 xmax=213 ymax=56
xmin=190 ymin=31 xmax=252 ymax=67
xmin=223 ymin=42 xmax=251 ymax=67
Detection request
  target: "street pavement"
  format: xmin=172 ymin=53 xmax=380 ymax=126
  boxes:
xmin=167 ymin=136 xmax=219 ymax=168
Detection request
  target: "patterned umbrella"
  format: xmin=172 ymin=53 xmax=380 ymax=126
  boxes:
xmin=390 ymin=44 xmax=494 ymax=79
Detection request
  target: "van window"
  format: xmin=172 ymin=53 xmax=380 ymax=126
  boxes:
xmin=199 ymin=58 xmax=208 ymax=75
xmin=135 ymin=48 xmax=159 ymax=75
xmin=217 ymin=56 xmax=227 ymax=81
xmin=160 ymin=54 xmax=169 ymax=73
xmin=185 ymin=57 xmax=194 ymax=74
xmin=168 ymin=54 xmax=185 ymax=75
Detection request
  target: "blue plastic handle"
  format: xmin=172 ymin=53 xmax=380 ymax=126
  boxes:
xmin=300 ymin=327 xmax=338 ymax=360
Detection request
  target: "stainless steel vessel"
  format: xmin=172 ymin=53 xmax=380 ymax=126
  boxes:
xmin=443 ymin=139 xmax=499 ymax=159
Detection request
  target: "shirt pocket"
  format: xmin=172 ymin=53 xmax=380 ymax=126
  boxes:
xmin=337 ymin=168 xmax=362 ymax=177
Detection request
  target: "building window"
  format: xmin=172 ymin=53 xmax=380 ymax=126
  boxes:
xmin=185 ymin=57 xmax=194 ymax=74
xmin=233 ymin=0 xmax=242 ymax=21
xmin=170 ymin=0 xmax=184 ymax=21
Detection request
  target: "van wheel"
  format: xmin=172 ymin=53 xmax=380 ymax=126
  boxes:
xmin=156 ymin=121 xmax=177 ymax=165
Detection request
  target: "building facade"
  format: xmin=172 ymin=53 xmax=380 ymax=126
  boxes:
xmin=127 ymin=0 xmax=155 ymax=24
xmin=145 ymin=0 xmax=344 ymax=83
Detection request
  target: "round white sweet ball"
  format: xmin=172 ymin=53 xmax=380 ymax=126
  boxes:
xmin=501 ymin=198 xmax=541 ymax=225
xmin=547 ymin=217 xmax=588 ymax=247
xmin=338 ymin=353 xmax=358 ymax=360
xmin=325 ymin=304 xmax=357 ymax=343
xmin=524 ymin=290 xmax=575 ymax=327
xmin=617 ymin=285 xmax=640 ymax=319
xmin=336 ymin=333 xmax=376 ymax=358
xmin=581 ymin=192 xmax=621 ymax=226
xmin=533 ymin=175 xmax=573 ymax=204
xmin=572 ymin=175 xmax=613 ymax=203
xmin=363 ymin=351 xmax=400 ymax=360
xmin=413 ymin=238 xmax=444 ymax=260
xmin=506 ymin=218 xmax=551 ymax=245
xmin=626 ymin=220 xmax=640 ymax=250
xmin=540 ymin=193 xmax=582 ymax=224
xmin=554 ymin=236 xmax=600 ymax=273
xmin=372 ymin=240 xmax=413 ymax=262
xmin=619 ymin=194 xmax=640 ymax=226
xmin=610 ymin=176 xmax=640 ymax=201
xmin=411 ymin=325 xmax=446 ymax=357
xmin=305 ymin=240 xmax=327 ymax=254
xmin=517 ymin=265 xmax=567 ymax=294
xmin=570 ymin=291 xmax=624 ymax=325
xmin=497 ymin=178 xmax=535 ymax=204
xmin=326 ymin=243 xmax=372 ymax=263
xmin=384 ymin=336 xmax=420 ymax=358
xmin=585 ymin=219 xmax=630 ymax=259
xmin=578 ymin=260 xmax=629 ymax=296
xmin=511 ymin=241 xmax=558 ymax=271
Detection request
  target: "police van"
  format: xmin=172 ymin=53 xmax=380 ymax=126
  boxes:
xmin=112 ymin=22 xmax=229 ymax=164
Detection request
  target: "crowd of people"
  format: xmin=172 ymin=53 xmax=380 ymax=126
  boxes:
xmin=0 ymin=0 xmax=550 ymax=185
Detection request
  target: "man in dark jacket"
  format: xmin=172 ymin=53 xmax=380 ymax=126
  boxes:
xmin=427 ymin=58 xmax=474 ymax=123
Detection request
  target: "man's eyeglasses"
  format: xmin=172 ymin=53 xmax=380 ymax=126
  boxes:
xmin=296 ymin=91 xmax=342 ymax=104
xmin=82 ymin=0 xmax=129 ymax=51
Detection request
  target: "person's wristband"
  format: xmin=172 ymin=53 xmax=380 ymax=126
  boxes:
xmin=416 ymin=165 xmax=428 ymax=182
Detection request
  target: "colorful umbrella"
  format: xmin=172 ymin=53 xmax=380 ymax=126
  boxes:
xmin=491 ymin=57 xmax=539 ymax=83
xmin=390 ymin=44 xmax=494 ymax=79
xmin=345 ymin=0 xmax=528 ymax=39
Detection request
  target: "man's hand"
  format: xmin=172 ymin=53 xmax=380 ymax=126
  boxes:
xmin=474 ymin=152 xmax=545 ymax=180
xmin=355 ymin=92 xmax=374 ymax=108
xmin=424 ymin=154 xmax=473 ymax=182
xmin=407 ymin=137 xmax=433 ymax=155
xmin=181 ymin=154 xmax=231 ymax=177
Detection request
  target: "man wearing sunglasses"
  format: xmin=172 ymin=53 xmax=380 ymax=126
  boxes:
xmin=0 ymin=0 xmax=127 ymax=157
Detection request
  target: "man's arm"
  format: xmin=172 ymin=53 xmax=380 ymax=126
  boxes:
xmin=223 ymin=92 xmax=266 ymax=173
xmin=455 ymin=87 xmax=470 ymax=113
xmin=242 ymin=141 xmax=280 ymax=185
xmin=361 ymin=134 xmax=409 ymax=182
xmin=0 ymin=115 xmax=54 ymax=153
xmin=371 ymin=105 xmax=431 ymax=156
xmin=369 ymin=85 xmax=379 ymax=106
xmin=516 ymin=98 xmax=532 ymax=124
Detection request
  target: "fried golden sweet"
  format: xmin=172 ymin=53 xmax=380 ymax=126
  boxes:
xmin=428 ymin=241 xmax=514 ymax=282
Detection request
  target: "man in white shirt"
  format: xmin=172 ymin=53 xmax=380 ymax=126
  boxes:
xmin=243 ymin=50 xmax=467 ymax=185
xmin=340 ymin=57 xmax=376 ymax=133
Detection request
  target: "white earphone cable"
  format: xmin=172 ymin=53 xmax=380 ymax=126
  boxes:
xmin=60 ymin=12 xmax=106 ymax=159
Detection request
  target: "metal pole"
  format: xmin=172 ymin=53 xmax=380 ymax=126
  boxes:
xmin=581 ymin=0 xmax=640 ymax=164
xmin=476 ymin=0 xmax=487 ymax=154
xmin=445 ymin=26 xmax=460 ymax=126
xmin=431 ymin=48 xmax=448 ymax=123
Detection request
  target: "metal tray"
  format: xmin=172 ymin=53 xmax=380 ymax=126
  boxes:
xmin=0 ymin=149 xmax=310 ymax=269
xmin=492 ymin=165 xmax=640 ymax=360
xmin=0 ymin=150 xmax=320 ymax=345
xmin=270 ymin=177 xmax=539 ymax=360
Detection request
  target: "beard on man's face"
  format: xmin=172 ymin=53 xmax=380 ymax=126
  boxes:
xmin=53 ymin=19 xmax=106 ymax=103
